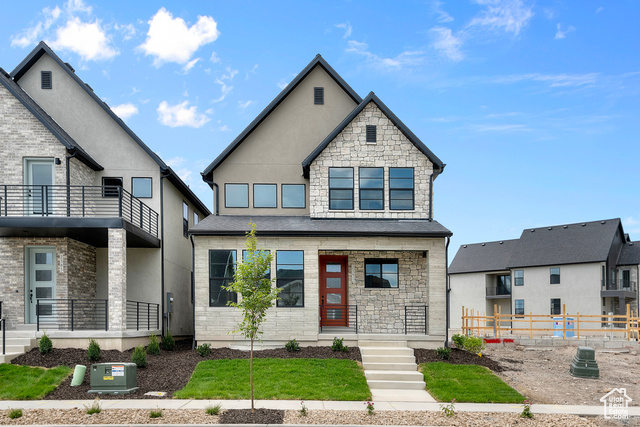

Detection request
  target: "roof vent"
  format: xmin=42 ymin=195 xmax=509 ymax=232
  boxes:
xmin=563 ymin=225 xmax=568 ymax=229
xmin=463 ymin=245 xmax=467 ymax=248
xmin=582 ymin=223 xmax=586 ymax=226
xmin=601 ymin=220 xmax=606 ymax=224
xmin=499 ymin=241 xmax=503 ymax=244
xmin=64 ymin=62 xmax=75 ymax=72
xmin=548 ymin=227 xmax=552 ymax=230
xmin=481 ymin=243 xmax=485 ymax=246
xmin=85 ymin=83 xmax=93 ymax=91
xmin=530 ymin=229 xmax=535 ymax=232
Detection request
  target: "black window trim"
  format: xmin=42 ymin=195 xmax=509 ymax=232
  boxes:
xmin=131 ymin=177 xmax=153 ymax=199
xmin=182 ymin=200 xmax=189 ymax=238
xmin=224 ymin=183 xmax=249 ymax=208
xmin=281 ymin=184 xmax=306 ymax=209
xmin=329 ymin=167 xmax=354 ymax=211
xmin=314 ymin=87 xmax=324 ymax=105
xmin=389 ymin=167 xmax=415 ymax=211
xmin=253 ymin=183 xmax=278 ymax=209
xmin=102 ymin=176 xmax=123 ymax=198
xmin=276 ymin=250 xmax=305 ymax=308
xmin=550 ymin=298 xmax=562 ymax=315
xmin=359 ymin=167 xmax=384 ymax=210
xmin=550 ymin=267 xmax=561 ymax=285
xmin=41 ymin=71 xmax=52 ymax=89
xmin=515 ymin=299 xmax=525 ymax=317
xmin=514 ymin=269 xmax=524 ymax=286
xmin=208 ymin=249 xmax=237 ymax=307
xmin=364 ymin=258 xmax=399 ymax=289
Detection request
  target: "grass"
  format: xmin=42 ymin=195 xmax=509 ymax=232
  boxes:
xmin=420 ymin=362 xmax=525 ymax=403
xmin=0 ymin=364 xmax=72 ymax=400
xmin=174 ymin=358 xmax=371 ymax=400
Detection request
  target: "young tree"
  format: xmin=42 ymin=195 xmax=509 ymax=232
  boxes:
xmin=223 ymin=223 xmax=279 ymax=412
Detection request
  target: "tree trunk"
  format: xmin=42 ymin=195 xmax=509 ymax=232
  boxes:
xmin=250 ymin=337 xmax=254 ymax=412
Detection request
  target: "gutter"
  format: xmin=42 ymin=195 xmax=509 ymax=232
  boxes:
xmin=190 ymin=234 xmax=196 ymax=350
xmin=428 ymin=165 xmax=445 ymax=221
xmin=160 ymin=168 xmax=171 ymax=337
xmin=202 ymin=175 xmax=219 ymax=216
xmin=445 ymin=236 xmax=451 ymax=348
xmin=65 ymin=149 xmax=77 ymax=216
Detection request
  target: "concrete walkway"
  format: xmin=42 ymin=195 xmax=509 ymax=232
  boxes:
xmin=0 ymin=399 xmax=637 ymax=416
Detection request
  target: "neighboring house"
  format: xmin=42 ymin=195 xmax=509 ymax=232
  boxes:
xmin=0 ymin=42 xmax=210 ymax=352
xmin=191 ymin=55 xmax=451 ymax=348
xmin=449 ymin=218 xmax=640 ymax=331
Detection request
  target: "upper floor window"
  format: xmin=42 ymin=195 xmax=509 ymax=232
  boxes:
xmin=253 ymin=184 xmax=277 ymax=208
xmin=102 ymin=177 xmax=122 ymax=198
xmin=41 ymin=71 xmax=52 ymax=89
xmin=623 ymin=270 xmax=631 ymax=289
xmin=282 ymin=184 xmax=305 ymax=208
xmin=359 ymin=167 xmax=383 ymax=210
xmin=514 ymin=270 xmax=524 ymax=286
xmin=276 ymin=251 xmax=304 ymax=307
xmin=550 ymin=267 xmax=560 ymax=284
xmin=389 ymin=168 xmax=414 ymax=210
xmin=496 ymin=275 xmax=511 ymax=294
xmin=314 ymin=87 xmax=324 ymax=105
xmin=183 ymin=201 xmax=189 ymax=238
xmin=209 ymin=250 xmax=237 ymax=307
xmin=366 ymin=125 xmax=377 ymax=143
xmin=132 ymin=177 xmax=152 ymax=198
xmin=193 ymin=211 xmax=199 ymax=225
xmin=365 ymin=259 xmax=399 ymax=288
xmin=225 ymin=183 xmax=249 ymax=208
xmin=329 ymin=167 xmax=353 ymax=210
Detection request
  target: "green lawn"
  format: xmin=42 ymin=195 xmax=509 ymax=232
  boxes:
xmin=174 ymin=358 xmax=371 ymax=400
xmin=0 ymin=364 xmax=72 ymax=400
xmin=420 ymin=362 xmax=525 ymax=403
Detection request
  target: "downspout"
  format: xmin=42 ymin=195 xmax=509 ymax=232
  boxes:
xmin=190 ymin=234 xmax=196 ymax=350
xmin=65 ymin=149 xmax=77 ymax=216
xmin=429 ymin=165 xmax=445 ymax=221
xmin=202 ymin=175 xmax=219 ymax=216
xmin=445 ymin=236 xmax=451 ymax=348
xmin=160 ymin=168 xmax=171 ymax=337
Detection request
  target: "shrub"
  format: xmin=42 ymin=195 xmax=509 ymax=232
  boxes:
xmin=8 ymin=408 xmax=22 ymax=419
xmin=436 ymin=346 xmax=451 ymax=360
xmin=451 ymin=333 xmax=465 ymax=349
xmin=38 ymin=332 xmax=53 ymax=354
xmin=285 ymin=339 xmax=300 ymax=352
xmin=87 ymin=339 xmax=101 ymax=362
xmin=440 ymin=398 xmax=456 ymax=417
xmin=205 ymin=403 xmax=222 ymax=416
xmin=132 ymin=345 xmax=147 ymax=368
xmin=299 ymin=400 xmax=308 ymax=417
xmin=147 ymin=334 xmax=160 ymax=355
xmin=161 ymin=330 xmax=175 ymax=351
xmin=364 ymin=400 xmax=374 ymax=415
xmin=149 ymin=409 xmax=162 ymax=418
xmin=521 ymin=399 xmax=534 ymax=418
xmin=463 ymin=336 xmax=485 ymax=355
xmin=85 ymin=399 xmax=101 ymax=415
xmin=331 ymin=337 xmax=348 ymax=352
xmin=197 ymin=343 xmax=211 ymax=357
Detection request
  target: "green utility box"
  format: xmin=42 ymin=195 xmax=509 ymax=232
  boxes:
xmin=569 ymin=346 xmax=599 ymax=378
xmin=88 ymin=363 xmax=138 ymax=394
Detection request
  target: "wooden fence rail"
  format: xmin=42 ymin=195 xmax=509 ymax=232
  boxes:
xmin=461 ymin=303 xmax=640 ymax=341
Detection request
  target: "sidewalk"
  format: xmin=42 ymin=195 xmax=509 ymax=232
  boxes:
xmin=0 ymin=399 xmax=637 ymax=417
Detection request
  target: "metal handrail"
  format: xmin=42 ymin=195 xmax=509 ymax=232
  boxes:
xmin=126 ymin=300 xmax=160 ymax=330
xmin=0 ymin=185 xmax=159 ymax=237
xmin=319 ymin=304 xmax=357 ymax=332
xmin=405 ymin=305 xmax=428 ymax=335
xmin=603 ymin=280 xmax=637 ymax=292
xmin=486 ymin=286 xmax=511 ymax=296
xmin=37 ymin=298 xmax=108 ymax=331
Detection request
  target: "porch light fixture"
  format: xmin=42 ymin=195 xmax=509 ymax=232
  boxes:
xmin=55 ymin=158 xmax=61 ymax=165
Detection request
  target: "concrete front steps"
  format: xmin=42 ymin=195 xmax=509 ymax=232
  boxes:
xmin=359 ymin=340 xmax=434 ymax=402
xmin=0 ymin=327 xmax=38 ymax=363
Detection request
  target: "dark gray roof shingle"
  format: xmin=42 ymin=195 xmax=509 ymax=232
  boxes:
xmin=449 ymin=239 xmax=519 ymax=274
xmin=618 ymin=241 xmax=640 ymax=266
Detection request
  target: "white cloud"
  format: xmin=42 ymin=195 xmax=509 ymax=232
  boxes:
xmin=11 ymin=6 xmax=62 ymax=48
xmin=210 ymin=51 xmax=221 ymax=63
xmin=66 ymin=0 xmax=91 ymax=14
xmin=336 ymin=22 xmax=352 ymax=38
xmin=218 ymin=124 xmax=230 ymax=132
xmin=472 ymin=123 xmax=531 ymax=132
xmin=468 ymin=0 xmax=534 ymax=36
xmin=555 ymin=23 xmax=575 ymax=40
xmin=238 ymin=100 xmax=255 ymax=110
xmin=431 ymin=27 xmax=463 ymax=61
xmin=166 ymin=157 xmax=194 ymax=183
xmin=212 ymin=67 xmax=238 ymax=103
xmin=138 ymin=8 xmax=220 ymax=66
xmin=432 ymin=1 xmax=454 ymax=23
xmin=157 ymin=100 xmax=210 ymax=128
xmin=346 ymin=40 xmax=426 ymax=69
xmin=182 ymin=58 xmax=201 ymax=73
xmin=49 ymin=17 xmax=118 ymax=61
xmin=115 ymin=23 xmax=136 ymax=41
xmin=492 ymin=73 xmax=599 ymax=87
xmin=111 ymin=103 xmax=138 ymax=119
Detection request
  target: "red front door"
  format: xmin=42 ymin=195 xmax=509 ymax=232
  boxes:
xmin=319 ymin=255 xmax=348 ymax=327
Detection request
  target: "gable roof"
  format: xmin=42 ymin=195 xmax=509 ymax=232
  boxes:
xmin=449 ymin=239 xmax=519 ymax=274
xmin=201 ymin=54 xmax=362 ymax=183
xmin=11 ymin=41 xmax=210 ymax=216
xmin=618 ymin=241 xmax=640 ymax=266
xmin=302 ymin=92 xmax=445 ymax=178
xmin=0 ymin=68 xmax=102 ymax=171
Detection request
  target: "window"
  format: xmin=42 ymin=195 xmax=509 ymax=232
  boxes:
xmin=282 ymin=184 xmax=305 ymax=208
xmin=515 ymin=299 xmax=525 ymax=317
xmin=329 ymin=167 xmax=353 ymax=210
xmin=366 ymin=125 xmax=376 ymax=143
xmin=496 ymin=275 xmax=511 ymax=295
xmin=389 ymin=168 xmax=414 ymax=210
xmin=253 ymin=184 xmax=277 ymax=208
xmin=225 ymin=184 xmax=249 ymax=208
xmin=611 ymin=268 xmax=617 ymax=285
xmin=41 ymin=71 xmax=52 ymax=89
xmin=182 ymin=201 xmax=189 ymax=238
xmin=550 ymin=267 xmax=560 ymax=284
xmin=276 ymin=251 xmax=304 ymax=307
xmin=131 ymin=177 xmax=152 ymax=198
xmin=514 ymin=270 xmax=524 ymax=286
xmin=623 ymin=270 xmax=631 ymax=289
xmin=243 ymin=250 xmax=271 ymax=280
xmin=193 ymin=212 xmax=199 ymax=225
xmin=102 ymin=177 xmax=123 ymax=198
xmin=550 ymin=298 xmax=561 ymax=315
xmin=209 ymin=250 xmax=237 ymax=307
xmin=359 ymin=167 xmax=383 ymax=210
xmin=314 ymin=87 xmax=324 ymax=105
xmin=365 ymin=259 xmax=399 ymax=288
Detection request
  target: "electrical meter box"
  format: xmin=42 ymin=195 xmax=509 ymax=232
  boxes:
xmin=88 ymin=363 xmax=138 ymax=394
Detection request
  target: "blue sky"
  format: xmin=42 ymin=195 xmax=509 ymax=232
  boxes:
xmin=1 ymin=0 xmax=639 ymax=254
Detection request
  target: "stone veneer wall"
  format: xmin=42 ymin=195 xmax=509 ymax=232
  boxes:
xmin=309 ymin=102 xmax=433 ymax=219
xmin=319 ymin=250 xmax=429 ymax=334
xmin=108 ymin=228 xmax=127 ymax=331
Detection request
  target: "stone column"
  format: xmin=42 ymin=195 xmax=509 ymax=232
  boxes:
xmin=108 ymin=228 xmax=127 ymax=331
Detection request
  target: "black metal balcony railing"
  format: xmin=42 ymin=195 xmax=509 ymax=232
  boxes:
xmin=405 ymin=305 xmax=428 ymax=335
xmin=0 ymin=185 xmax=159 ymax=237
xmin=126 ymin=300 xmax=160 ymax=330
xmin=603 ymin=280 xmax=637 ymax=293
xmin=319 ymin=305 xmax=358 ymax=332
xmin=486 ymin=286 xmax=511 ymax=297
xmin=37 ymin=299 xmax=108 ymax=331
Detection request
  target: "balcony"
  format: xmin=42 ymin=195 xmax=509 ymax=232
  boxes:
xmin=0 ymin=185 xmax=159 ymax=246
xmin=486 ymin=286 xmax=511 ymax=299
xmin=601 ymin=280 xmax=637 ymax=299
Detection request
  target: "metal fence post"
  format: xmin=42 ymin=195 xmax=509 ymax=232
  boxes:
xmin=36 ymin=301 xmax=40 ymax=331
xmin=147 ymin=302 xmax=150 ymax=330
xmin=404 ymin=306 xmax=408 ymax=334
xmin=136 ymin=301 xmax=140 ymax=331
xmin=355 ymin=305 xmax=358 ymax=333
xmin=71 ymin=299 xmax=74 ymax=331
xmin=425 ymin=306 xmax=428 ymax=335
xmin=105 ymin=299 xmax=108 ymax=331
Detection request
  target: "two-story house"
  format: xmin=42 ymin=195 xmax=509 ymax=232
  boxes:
xmin=0 ymin=42 xmax=209 ymax=359
xmin=449 ymin=218 xmax=640 ymax=331
xmin=191 ymin=55 xmax=451 ymax=348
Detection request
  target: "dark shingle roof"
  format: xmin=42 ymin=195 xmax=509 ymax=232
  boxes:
xmin=190 ymin=215 xmax=451 ymax=238
xmin=0 ymin=68 xmax=102 ymax=171
xmin=618 ymin=241 xmax=640 ymax=266
xmin=11 ymin=42 xmax=210 ymax=216
xmin=449 ymin=239 xmax=519 ymax=274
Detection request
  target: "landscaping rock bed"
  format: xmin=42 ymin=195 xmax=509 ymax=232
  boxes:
xmin=414 ymin=348 xmax=511 ymax=372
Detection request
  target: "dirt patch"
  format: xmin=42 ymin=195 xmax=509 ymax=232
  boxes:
xmin=414 ymin=348 xmax=511 ymax=372
xmin=220 ymin=408 xmax=284 ymax=424
xmin=11 ymin=340 xmax=361 ymax=400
